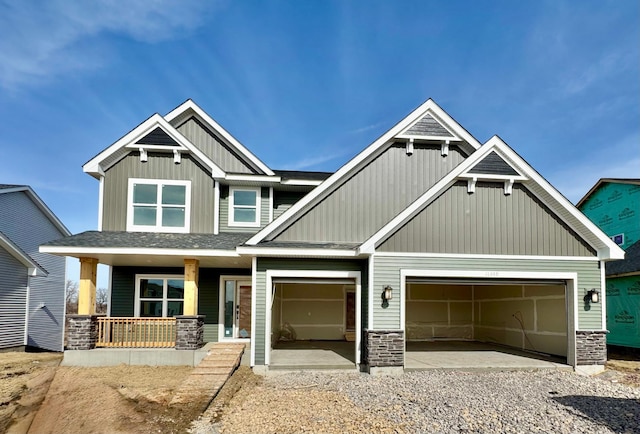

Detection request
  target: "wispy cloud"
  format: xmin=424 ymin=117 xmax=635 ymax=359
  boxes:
xmin=0 ymin=0 xmax=215 ymax=89
xmin=282 ymin=152 xmax=347 ymax=171
xmin=346 ymin=121 xmax=387 ymax=135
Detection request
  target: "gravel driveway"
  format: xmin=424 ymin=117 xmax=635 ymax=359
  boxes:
xmin=195 ymin=368 xmax=640 ymax=434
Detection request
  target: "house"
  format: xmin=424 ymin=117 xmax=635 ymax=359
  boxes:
xmin=0 ymin=185 xmax=70 ymax=351
xmin=40 ymin=99 xmax=623 ymax=374
xmin=578 ymin=179 xmax=640 ymax=349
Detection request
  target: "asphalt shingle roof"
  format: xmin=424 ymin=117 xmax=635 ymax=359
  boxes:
xmin=273 ymin=170 xmax=333 ymax=182
xmin=606 ymin=239 xmax=640 ymax=276
xmin=255 ymin=240 xmax=360 ymax=250
xmin=42 ymin=231 xmax=254 ymax=250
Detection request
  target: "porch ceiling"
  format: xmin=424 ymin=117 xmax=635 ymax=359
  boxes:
xmin=73 ymin=252 xmax=252 ymax=268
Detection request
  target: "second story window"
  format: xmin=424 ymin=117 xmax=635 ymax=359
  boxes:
xmin=229 ymin=187 xmax=260 ymax=227
xmin=127 ymin=179 xmax=191 ymax=233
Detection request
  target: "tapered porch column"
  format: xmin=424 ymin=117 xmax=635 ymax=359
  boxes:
xmin=78 ymin=257 xmax=98 ymax=315
xmin=183 ymin=259 xmax=200 ymax=315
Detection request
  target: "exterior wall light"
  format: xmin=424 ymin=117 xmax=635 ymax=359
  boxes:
xmin=586 ymin=289 xmax=600 ymax=304
xmin=383 ymin=285 xmax=393 ymax=301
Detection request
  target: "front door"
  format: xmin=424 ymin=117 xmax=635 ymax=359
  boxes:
xmin=223 ymin=279 xmax=252 ymax=339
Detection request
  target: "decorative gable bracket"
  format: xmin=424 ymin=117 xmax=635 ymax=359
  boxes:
xmin=461 ymin=174 xmax=526 ymax=195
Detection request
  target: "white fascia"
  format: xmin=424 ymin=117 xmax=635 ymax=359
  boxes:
xmin=39 ymin=246 xmax=240 ymax=257
xmin=236 ymin=246 xmax=363 ymax=258
xmin=225 ymin=174 xmax=281 ymax=184
xmin=165 ymin=100 xmax=275 ymax=176
xmin=280 ymin=179 xmax=324 ymax=186
xmin=245 ymin=99 xmax=480 ymax=246
xmin=83 ymin=114 xmax=226 ymax=179
xmin=0 ymin=233 xmax=47 ymax=276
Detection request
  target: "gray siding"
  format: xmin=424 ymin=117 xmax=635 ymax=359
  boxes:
xmin=0 ymin=191 xmax=66 ymax=351
xmin=219 ymin=186 xmax=270 ymax=233
xmin=273 ymin=190 xmax=308 ymax=219
xmin=404 ymin=114 xmax=453 ymax=137
xmin=468 ymin=151 xmax=519 ymax=176
xmin=102 ymin=153 xmax=216 ymax=233
xmin=111 ymin=266 xmax=251 ymax=342
xmin=0 ymin=249 xmax=27 ymax=348
xmin=272 ymin=144 xmax=466 ymax=243
xmin=373 ymin=255 xmax=602 ymax=331
xmin=379 ymin=182 xmax=596 ymax=257
xmin=176 ymin=117 xmax=256 ymax=174
xmin=254 ymin=258 xmax=367 ymax=365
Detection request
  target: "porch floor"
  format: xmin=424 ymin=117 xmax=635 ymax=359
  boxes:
xmin=405 ymin=340 xmax=570 ymax=371
xmin=268 ymin=340 xmax=571 ymax=371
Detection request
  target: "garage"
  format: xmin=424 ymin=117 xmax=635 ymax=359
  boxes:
xmin=404 ymin=278 xmax=569 ymax=368
xmin=269 ymin=278 xmax=358 ymax=368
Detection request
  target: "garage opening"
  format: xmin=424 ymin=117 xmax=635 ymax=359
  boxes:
xmin=269 ymin=278 xmax=357 ymax=369
xmin=405 ymin=278 xmax=569 ymax=369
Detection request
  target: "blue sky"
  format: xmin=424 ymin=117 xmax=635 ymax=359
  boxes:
xmin=1 ymin=0 xmax=638 ymax=285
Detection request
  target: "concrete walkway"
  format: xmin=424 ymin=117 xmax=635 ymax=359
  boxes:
xmin=170 ymin=342 xmax=245 ymax=405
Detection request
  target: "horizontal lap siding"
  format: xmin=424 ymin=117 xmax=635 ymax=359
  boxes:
xmin=254 ymin=258 xmax=366 ymax=365
xmin=0 ymin=191 xmax=66 ymax=351
xmin=272 ymin=145 xmax=466 ymax=243
xmin=0 ymin=250 xmax=27 ymax=348
xmin=373 ymin=256 xmax=602 ymax=330
xmin=379 ymin=182 xmax=595 ymax=257
xmin=102 ymin=153 xmax=215 ymax=233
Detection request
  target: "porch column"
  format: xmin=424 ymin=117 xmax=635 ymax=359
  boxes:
xmin=78 ymin=257 xmax=98 ymax=315
xmin=183 ymin=258 xmax=200 ymax=315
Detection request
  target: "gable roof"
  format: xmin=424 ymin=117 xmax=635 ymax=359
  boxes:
xmin=359 ymin=136 xmax=624 ymax=260
xmin=83 ymin=114 xmax=226 ymax=179
xmin=577 ymin=178 xmax=640 ymax=208
xmin=0 ymin=185 xmax=70 ymax=237
xmin=245 ymin=99 xmax=483 ymax=245
xmin=606 ymin=239 xmax=640 ymax=276
xmin=0 ymin=231 xmax=48 ymax=276
xmin=165 ymin=100 xmax=275 ymax=176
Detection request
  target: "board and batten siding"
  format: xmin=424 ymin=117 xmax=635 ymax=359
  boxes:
xmin=271 ymin=144 xmax=467 ymax=243
xmin=0 ymin=249 xmax=28 ymax=348
xmin=102 ymin=153 xmax=215 ymax=233
xmin=0 ymin=191 xmax=67 ymax=351
xmin=219 ymin=186 xmax=270 ymax=233
xmin=379 ymin=182 xmax=596 ymax=256
xmin=254 ymin=258 xmax=367 ymax=365
xmin=176 ymin=116 xmax=256 ymax=174
xmin=372 ymin=255 xmax=602 ymax=331
xmin=110 ymin=266 xmax=251 ymax=343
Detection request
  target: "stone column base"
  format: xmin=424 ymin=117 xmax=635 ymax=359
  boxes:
xmin=575 ymin=330 xmax=607 ymax=366
xmin=175 ymin=315 xmax=205 ymax=350
xmin=363 ymin=329 xmax=404 ymax=370
xmin=66 ymin=314 xmax=104 ymax=350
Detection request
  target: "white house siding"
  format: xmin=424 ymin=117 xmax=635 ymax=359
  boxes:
xmin=0 ymin=247 xmax=28 ymax=348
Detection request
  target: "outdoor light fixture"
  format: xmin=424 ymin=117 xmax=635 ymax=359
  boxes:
xmin=586 ymin=288 xmax=600 ymax=304
xmin=383 ymin=285 xmax=393 ymax=301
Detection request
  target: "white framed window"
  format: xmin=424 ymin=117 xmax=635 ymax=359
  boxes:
xmin=127 ymin=178 xmax=191 ymax=232
xmin=135 ymin=275 xmax=184 ymax=317
xmin=228 ymin=187 xmax=261 ymax=227
xmin=610 ymin=233 xmax=624 ymax=246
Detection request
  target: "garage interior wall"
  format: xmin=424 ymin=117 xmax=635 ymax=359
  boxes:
xmin=406 ymin=283 xmax=567 ymax=357
xmin=271 ymin=283 xmax=354 ymax=341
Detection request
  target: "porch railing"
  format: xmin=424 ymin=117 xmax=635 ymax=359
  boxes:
xmin=96 ymin=317 xmax=176 ymax=348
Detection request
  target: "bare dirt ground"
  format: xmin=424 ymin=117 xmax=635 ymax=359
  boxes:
xmin=2 ymin=350 xmax=639 ymax=434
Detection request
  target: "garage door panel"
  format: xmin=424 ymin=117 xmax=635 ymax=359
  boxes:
xmin=536 ymin=299 xmax=566 ymax=333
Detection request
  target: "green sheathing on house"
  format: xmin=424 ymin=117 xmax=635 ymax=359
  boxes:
xmin=579 ymin=182 xmax=640 ymax=249
xmin=254 ymin=257 xmax=368 ymax=365
xmin=219 ymin=186 xmax=271 ymax=233
xmin=372 ymin=256 xmax=603 ymax=331
xmin=606 ymin=276 xmax=640 ymax=348
xmin=110 ymin=266 xmax=251 ymax=343
xmin=102 ymin=153 xmax=216 ymax=233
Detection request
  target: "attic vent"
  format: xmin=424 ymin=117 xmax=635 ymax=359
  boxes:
xmin=469 ymin=151 xmax=519 ymax=176
xmin=404 ymin=114 xmax=453 ymax=137
xmin=136 ymin=127 xmax=179 ymax=146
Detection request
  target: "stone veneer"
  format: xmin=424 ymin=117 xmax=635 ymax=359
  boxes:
xmin=175 ymin=315 xmax=205 ymax=350
xmin=575 ymin=330 xmax=607 ymax=365
xmin=364 ymin=330 xmax=404 ymax=367
xmin=66 ymin=314 xmax=104 ymax=350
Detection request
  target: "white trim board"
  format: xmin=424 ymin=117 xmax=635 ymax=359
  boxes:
xmin=264 ymin=270 xmax=361 ymax=367
xmin=40 ymin=246 xmax=240 ymax=257
xmin=374 ymin=252 xmax=599 ymax=261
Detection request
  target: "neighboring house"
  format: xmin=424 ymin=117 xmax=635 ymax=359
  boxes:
xmin=578 ymin=179 xmax=640 ymax=348
xmin=0 ymin=185 xmax=70 ymax=351
xmin=41 ymin=99 xmax=623 ymax=374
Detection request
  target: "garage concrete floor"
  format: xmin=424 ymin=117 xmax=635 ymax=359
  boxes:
xmin=269 ymin=340 xmax=570 ymax=371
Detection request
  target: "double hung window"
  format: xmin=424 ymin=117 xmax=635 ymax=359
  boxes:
xmin=228 ymin=187 xmax=260 ymax=227
xmin=135 ymin=276 xmax=184 ymax=317
xmin=127 ymin=179 xmax=190 ymax=232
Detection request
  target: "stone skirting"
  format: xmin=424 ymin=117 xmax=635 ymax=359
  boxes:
xmin=364 ymin=329 xmax=404 ymax=368
xmin=576 ymin=330 xmax=607 ymax=365
xmin=66 ymin=314 xmax=104 ymax=350
xmin=175 ymin=315 xmax=205 ymax=350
